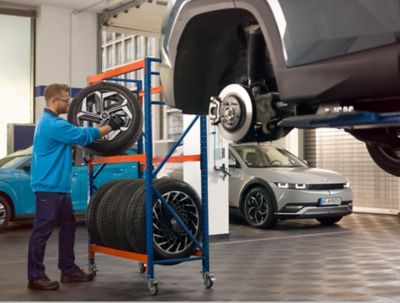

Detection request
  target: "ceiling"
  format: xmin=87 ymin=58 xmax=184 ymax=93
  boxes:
xmin=0 ymin=0 xmax=169 ymax=35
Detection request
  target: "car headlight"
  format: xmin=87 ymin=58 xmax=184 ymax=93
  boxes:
xmin=276 ymin=182 xmax=308 ymax=189
xmin=344 ymin=181 xmax=351 ymax=189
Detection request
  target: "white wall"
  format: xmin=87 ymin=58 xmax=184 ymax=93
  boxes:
xmin=0 ymin=15 xmax=32 ymax=157
xmin=183 ymin=115 xmax=229 ymax=236
xmin=34 ymin=5 xmax=97 ymax=120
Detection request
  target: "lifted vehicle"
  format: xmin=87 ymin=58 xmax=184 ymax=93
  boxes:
xmin=160 ymin=0 xmax=400 ymax=176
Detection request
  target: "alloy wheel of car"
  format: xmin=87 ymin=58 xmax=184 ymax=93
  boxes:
xmin=153 ymin=190 xmax=200 ymax=256
xmin=67 ymin=82 xmax=143 ymax=156
xmin=366 ymin=143 xmax=400 ymax=177
xmin=0 ymin=196 xmax=11 ymax=232
xmin=242 ymin=187 xmax=275 ymax=228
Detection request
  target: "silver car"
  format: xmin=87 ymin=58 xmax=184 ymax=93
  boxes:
xmin=158 ymin=143 xmax=352 ymax=228
xmin=229 ymin=143 xmax=352 ymax=228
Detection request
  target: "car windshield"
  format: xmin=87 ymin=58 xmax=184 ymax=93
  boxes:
xmin=0 ymin=146 xmax=32 ymax=169
xmin=233 ymin=144 xmax=307 ymax=168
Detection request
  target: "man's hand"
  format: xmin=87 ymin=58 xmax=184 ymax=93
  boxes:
xmin=108 ymin=115 xmax=125 ymax=130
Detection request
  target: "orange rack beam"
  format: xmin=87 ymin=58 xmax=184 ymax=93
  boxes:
xmin=90 ymin=154 xmax=200 ymax=165
xmin=88 ymin=60 xmax=145 ymax=84
xmin=90 ymin=244 xmax=147 ymax=263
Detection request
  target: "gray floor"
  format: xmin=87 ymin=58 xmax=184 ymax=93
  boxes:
xmin=1 ymin=213 xmax=400 ymax=301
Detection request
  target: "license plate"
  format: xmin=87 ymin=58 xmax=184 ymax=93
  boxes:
xmin=319 ymin=197 xmax=341 ymax=206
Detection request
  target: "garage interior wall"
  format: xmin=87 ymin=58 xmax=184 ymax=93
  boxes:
xmin=34 ymin=5 xmax=97 ymax=121
xmin=304 ymin=128 xmax=400 ymax=214
xmin=0 ymin=13 xmax=33 ymax=158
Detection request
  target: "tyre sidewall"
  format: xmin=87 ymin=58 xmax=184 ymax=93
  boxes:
xmin=242 ymin=186 xmax=275 ymax=228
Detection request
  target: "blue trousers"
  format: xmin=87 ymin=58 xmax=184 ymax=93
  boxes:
xmin=28 ymin=192 xmax=80 ymax=281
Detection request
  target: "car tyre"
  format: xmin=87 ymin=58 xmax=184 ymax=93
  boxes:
xmin=0 ymin=196 xmax=11 ymax=232
xmin=125 ymin=178 xmax=201 ymax=259
xmin=366 ymin=143 xmax=400 ymax=177
xmin=87 ymin=179 xmax=124 ymax=246
xmin=67 ymin=82 xmax=143 ymax=156
xmin=317 ymin=216 xmax=343 ymax=226
xmin=242 ymin=186 xmax=276 ymax=228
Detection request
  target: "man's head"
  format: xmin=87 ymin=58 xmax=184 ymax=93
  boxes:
xmin=44 ymin=84 xmax=71 ymax=115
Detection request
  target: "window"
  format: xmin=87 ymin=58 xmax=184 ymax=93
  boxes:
xmin=106 ymin=31 xmax=113 ymax=42
xmin=134 ymin=36 xmax=143 ymax=59
xmin=101 ymin=48 xmax=105 ymax=70
xmin=146 ymin=37 xmax=155 ymax=56
xmin=125 ymin=38 xmax=132 ymax=62
xmin=106 ymin=45 xmax=113 ymax=67
xmin=116 ymin=42 xmax=122 ymax=65
xmin=115 ymin=32 xmax=122 ymax=39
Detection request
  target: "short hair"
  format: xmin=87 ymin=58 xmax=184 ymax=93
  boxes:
xmin=44 ymin=84 xmax=70 ymax=104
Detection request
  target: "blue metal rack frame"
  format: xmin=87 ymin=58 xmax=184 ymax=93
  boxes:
xmin=87 ymin=57 xmax=214 ymax=295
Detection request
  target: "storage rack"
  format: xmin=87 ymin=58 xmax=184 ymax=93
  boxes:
xmin=86 ymin=57 xmax=214 ymax=295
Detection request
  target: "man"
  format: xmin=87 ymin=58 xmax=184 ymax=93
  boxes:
xmin=28 ymin=83 xmax=124 ymax=290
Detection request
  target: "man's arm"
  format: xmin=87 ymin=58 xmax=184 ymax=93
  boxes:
xmin=99 ymin=125 xmax=112 ymax=137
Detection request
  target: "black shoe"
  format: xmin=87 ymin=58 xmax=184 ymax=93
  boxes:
xmin=61 ymin=269 xmax=94 ymax=283
xmin=28 ymin=278 xmax=60 ymax=290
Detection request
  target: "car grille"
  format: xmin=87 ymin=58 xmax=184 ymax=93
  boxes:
xmin=308 ymin=183 xmax=346 ymax=190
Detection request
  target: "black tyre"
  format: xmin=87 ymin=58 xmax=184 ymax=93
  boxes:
xmin=317 ymin=216 xmax=343 ymax=226
xmin=86 ymin=179 xmax=124 ymax=246
xmin=115 ymin=179 xmax=145 ymax=251
xmin=96 ymin=179 xmax=137 ymax=248
xmin=0 ymin=196 xmax=11 ymax=232
xmin=125 ymin=178 xmax=201 ymax=259
xmin=242 ymin=186 xmax=276 ymax=228
xmin=67 ymin=82 xmax=143 ymax=155
xmin=366 ymin=143 xmax=400 ymax=177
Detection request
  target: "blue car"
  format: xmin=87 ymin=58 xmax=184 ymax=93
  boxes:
xmin=0 ymin=146 xmax=139 ymax=231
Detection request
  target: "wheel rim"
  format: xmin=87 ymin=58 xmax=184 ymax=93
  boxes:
xmin=153 ymin=191 xmax=200 ymax=255
xmin=0 ymin=203 xmax=6 ymax=225
xmin=75 ymin=90 xmax=133 ymax=141
xmin=245 ymin=192 xmax=268 ymax=225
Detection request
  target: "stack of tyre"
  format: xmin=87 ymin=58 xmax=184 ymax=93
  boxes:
xmin=87 ymin=178 xmax=201 ymax=259
xmin=67 ymin=82 xmax=201 ymax=259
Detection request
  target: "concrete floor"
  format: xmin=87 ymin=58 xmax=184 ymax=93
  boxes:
xmin=1 ymin=213 xmax=400 ymax=301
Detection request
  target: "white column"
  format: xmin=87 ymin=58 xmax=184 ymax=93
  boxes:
xmin=183 ymin=115 xmax=229 ymax=236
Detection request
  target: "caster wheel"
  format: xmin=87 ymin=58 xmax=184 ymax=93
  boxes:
xmin=138 ymin=262 xmax=146 ymax=273
xmin=148 ymin=280 xmax=158 ymax=296
xmin=88 ymin=265 xmax=97 ymax=277
xmin=203 ymin=272 xmax=215 ymax=289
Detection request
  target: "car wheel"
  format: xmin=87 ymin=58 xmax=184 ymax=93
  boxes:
xmin=67 ymin=82 xmax=143 ymax=156
xmin=242 ymin=186 xmax=276 ymax=228
xmin=317 ymin=216 xmax=343 ymax=226
xmin=125 ymin=178 xmax=202 ymax=260
xmin=366 ymin=143 xmax=400 ymax=177
xmin=0 ymin=196 xmax=11 ymax=232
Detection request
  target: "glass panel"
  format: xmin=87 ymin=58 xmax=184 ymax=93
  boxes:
xmin=125 ymin=38 xmax=132 ymax=62
xmin=106 ymin=45 xmax=113 ymax=67
xmin=116 ymin=42 xmax=122 ymax=65
xmin=269 ymin=0 xmax=400 ymax=66
xmin=0 ymin=14 xmax=33 ymax=158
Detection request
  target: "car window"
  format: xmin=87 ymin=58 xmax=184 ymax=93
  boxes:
xmin=0 ymin=146 xmax=32 ymax=169
xmin=270 ymin=0 xmax=400 ymax=66
xmin=228 ymin=151 xmax=240 ymax=167
xmin=233 ymin=144 xmax=307 ymax=168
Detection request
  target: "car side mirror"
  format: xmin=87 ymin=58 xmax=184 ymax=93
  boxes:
xmin=21 ymin=163 xmax=31 ymax=171
xmin=229 ymin=159 xmax=241 ymax=168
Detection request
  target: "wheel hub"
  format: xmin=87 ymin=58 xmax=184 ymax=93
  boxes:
xmin=220 ymin=96 xmax=243 ymax=131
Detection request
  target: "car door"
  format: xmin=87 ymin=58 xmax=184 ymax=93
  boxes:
xmin=12 ymin=158 xmax=35 ymax=215
xmin=228 ymin=150 xmax=244 ymax=207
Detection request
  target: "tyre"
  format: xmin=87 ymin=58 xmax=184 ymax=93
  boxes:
xmin=0 ymin=196 xmax=11 ymax=232
xmin=242 ymin=186 xmax=276 ymax=228
xmin=125 ymin=178 xmax=202 ymax=259
xmin=86 ymin=179 xmax=124 ymax=246
xmin=366 ymin=143 xmax=400 ymax=177
xmin=317 ymin=216 xmax=343 ymax=226
xmin=115 ymin=179 xmax=145 ymax=251
xmin=67 ymin=82 xmax=143 ymax=156
xmin=97 ymin=179 xmax=141 ymax=249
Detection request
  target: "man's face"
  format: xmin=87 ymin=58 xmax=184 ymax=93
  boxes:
xmin=54 ymin=91 xmax=71 ymax=114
